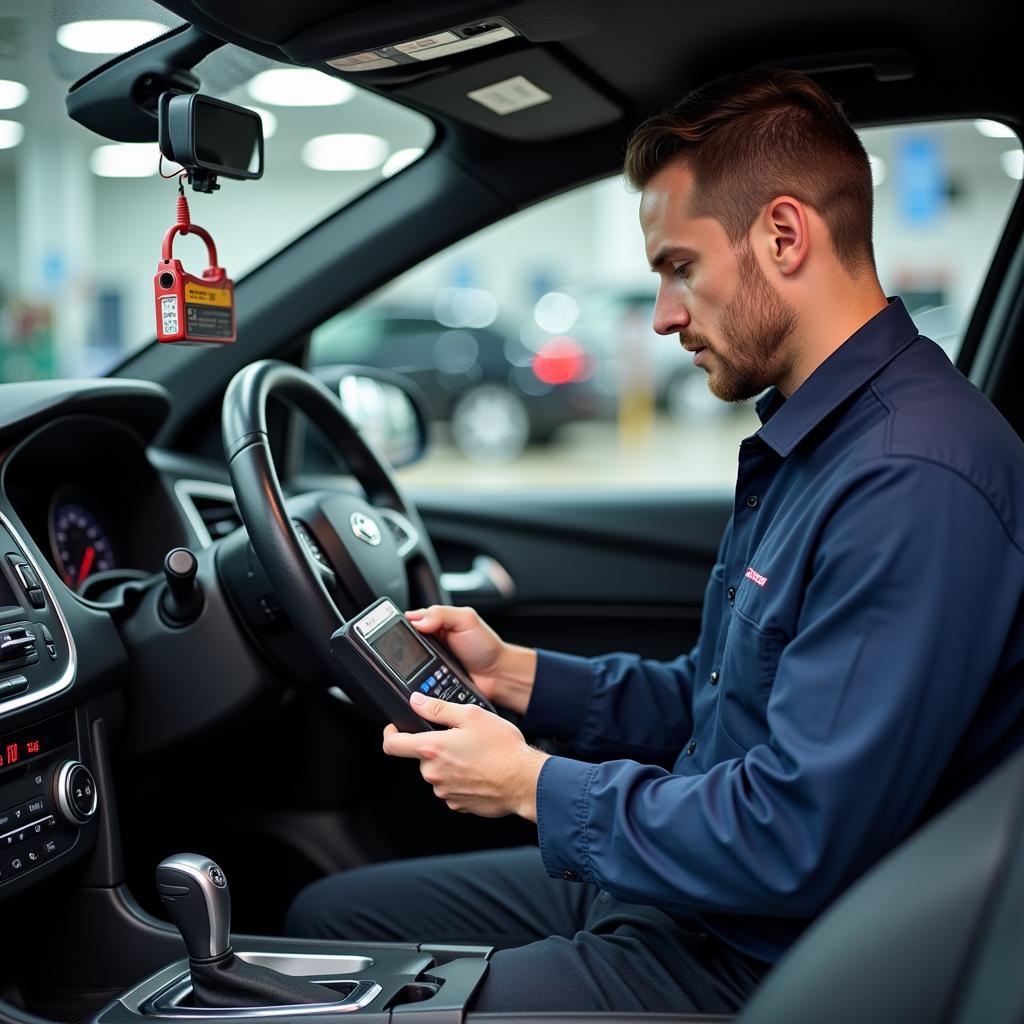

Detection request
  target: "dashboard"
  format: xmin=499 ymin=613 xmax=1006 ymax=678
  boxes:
xmin=2 ymin=415 xmax=190 ymax=601
xmin=0 ymin=378 xmax=278 ymax=904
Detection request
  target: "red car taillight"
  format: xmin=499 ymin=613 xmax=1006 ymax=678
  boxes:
xmin=531 ymin=336 xmax=589 ymax=385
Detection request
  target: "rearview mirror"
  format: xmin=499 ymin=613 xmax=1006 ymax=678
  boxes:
xmin=158 ymin=92 xmax=263 ymax=192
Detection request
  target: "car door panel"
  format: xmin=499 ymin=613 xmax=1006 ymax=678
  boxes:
xmin=412 ymin=489 xmax=732 ymax=659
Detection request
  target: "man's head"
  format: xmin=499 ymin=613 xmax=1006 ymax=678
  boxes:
xmin=627 ymin=69 xmax=880 ymax=400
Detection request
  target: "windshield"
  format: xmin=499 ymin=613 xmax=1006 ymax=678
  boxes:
xmin=0 ymin=0 xmax=432 ymax=381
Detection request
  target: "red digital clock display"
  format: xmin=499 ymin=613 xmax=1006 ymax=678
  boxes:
xmin=0 ymin=714 xmax=73 ymax=773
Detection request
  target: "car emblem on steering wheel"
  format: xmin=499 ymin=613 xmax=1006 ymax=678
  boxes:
xmin=350 ymin=512 xmax=382 ymax=547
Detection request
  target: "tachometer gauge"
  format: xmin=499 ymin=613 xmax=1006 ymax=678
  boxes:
xmin=50 ymin=501 xmax=116 ymax=591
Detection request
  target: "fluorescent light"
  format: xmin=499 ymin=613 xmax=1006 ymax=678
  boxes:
xmin=382 ymin=147 xmax=425 ymax=178
xmin=301 ymin=133 xmax=387 ymax=171
xmin=0 ymin=80 xmax=28 ymax=110
xmin=974 ymin=119 xmax=1017 ymax=139
xmin=1001 ymin=149 xmax=1023 ymax=181
xmin=248 ymin=69 xmax=354 ymax=107
xmin=0 ymin=120 xmax=24 ymax=150
xmin=56 ymin=19 xmax=169 ymax=54
xmin=246 ymin=106 xmax=278 ymax=139
xmin=868 ymin=153 xmax=886 ymax=187
xmin=534 ymin=292 xmax=580 ymax=334
xmin=89 ymin=143 xmax=159 ymax=178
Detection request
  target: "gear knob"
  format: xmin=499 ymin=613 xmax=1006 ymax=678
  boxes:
xmin=156 ymin=853 xmax=231 ymax=960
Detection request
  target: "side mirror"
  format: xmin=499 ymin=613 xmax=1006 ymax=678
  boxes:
xmin=158 ymin=92 xmax=263 ymax=193
xmin=334 ymin=369 xmax=428 ymax=469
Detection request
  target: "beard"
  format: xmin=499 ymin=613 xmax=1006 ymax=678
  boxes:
xmin=683 ymin=242 xmax=798 ymax=403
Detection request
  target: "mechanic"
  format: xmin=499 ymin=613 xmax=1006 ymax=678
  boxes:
xmin=286 ymin=68 xmax=1024 ymax=1014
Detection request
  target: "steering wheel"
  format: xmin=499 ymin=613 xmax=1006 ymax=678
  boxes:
xmin=221 ymin=360 xmax=448 ymax=679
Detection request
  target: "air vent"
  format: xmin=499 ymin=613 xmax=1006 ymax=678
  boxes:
xmin=174 ymin=481 xmax=240 ymax=548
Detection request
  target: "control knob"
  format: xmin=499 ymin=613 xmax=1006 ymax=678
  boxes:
xmin=55 ymin=760 xmax=98 ymax=824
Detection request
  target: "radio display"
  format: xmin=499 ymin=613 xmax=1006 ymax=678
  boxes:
xmin=0 ymin=713 xmax=73 ymax=774
xmin=368 ymin=617 xmax=432 ymax=685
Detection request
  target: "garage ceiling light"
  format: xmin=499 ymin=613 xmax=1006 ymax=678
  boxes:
xmin=868 ymin=154 xmax=886 ymax=187
xmin=0 ymin=80 xmax=28 ymax=110
xmin=975 ymin=119 xmax=1016 ymax=139
xmin=1001 ymin=150 xmax=1023 ymax=181
xmin=246 ymin=106 xmax=277 ymax=139
xmin=0 ymin=120 xmax=24 ymax=150
xmin=89 ymin=143 xmax=159 ymax=177
xmin=301 ymin=133 xmax=387 ymax=171
xmin=56 ymin=20 xmax=169 ymax=54
xmin=248 ymin=69 xmax=354 ymax=107
xmin=382 ymin=147 xmax=424 ymax=177
xmin=534 ymin=292 xmax=580 ymax=334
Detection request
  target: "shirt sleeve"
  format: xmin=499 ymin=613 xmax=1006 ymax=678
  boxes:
xmin=521 ymin=646 xmax=698 ymax=762
xmin=534 ymin=458 xmax=1024 ymax=918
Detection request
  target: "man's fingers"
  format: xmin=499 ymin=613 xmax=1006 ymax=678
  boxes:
xmin=406 ymin=604 xmax=476 ymax=636
xmin=409 ymin=691 xmax=472 ymax=727
xmin=382 ymin=725 xmax=434 ymax=759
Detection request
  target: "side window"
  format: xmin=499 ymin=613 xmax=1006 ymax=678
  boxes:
xmin=309 ymin=119 xmax=1020 ymax=489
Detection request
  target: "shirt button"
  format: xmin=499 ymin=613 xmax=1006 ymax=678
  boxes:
xmin=686 ymin=740 xmax=697 ymax=755
xmin=562 ymin=869 xmax=579 ymax=882
xmin=726 ymin=587 xmax=736 ymax=602
xmin=710 ymin=671 xmax=719 ymax=685
xmin=746 ymin=495 xmax=760 ymax=508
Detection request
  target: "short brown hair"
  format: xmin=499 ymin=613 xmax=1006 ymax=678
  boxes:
xmin=624 ymin=69 xmax=875 ymax=274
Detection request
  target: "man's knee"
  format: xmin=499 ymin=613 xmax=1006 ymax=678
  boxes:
xmin=284 ymin=873 xmax=349 ymax=939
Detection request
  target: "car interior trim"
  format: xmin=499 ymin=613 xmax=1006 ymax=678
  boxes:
xmin=0 ymin=509 xmax=78 ymax=718
xmin=172 ymin=479 xmax=240 ymax=550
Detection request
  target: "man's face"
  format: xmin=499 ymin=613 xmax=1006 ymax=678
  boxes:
xmin=640 ymin=162 xmax=798 ymax=403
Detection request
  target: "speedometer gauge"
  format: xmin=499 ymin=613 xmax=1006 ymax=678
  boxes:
xmin=50 ymin=500 xmax=116 ymax=591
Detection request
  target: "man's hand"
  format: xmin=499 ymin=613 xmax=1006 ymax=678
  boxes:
xmin=407 ymin=606 xmax=537 ymax=714
xmin=382 ymin=692 xmax=550 ymax=821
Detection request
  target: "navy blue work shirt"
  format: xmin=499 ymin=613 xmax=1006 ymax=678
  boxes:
xmin=523 ymin=298 xmax=1024 ymax=963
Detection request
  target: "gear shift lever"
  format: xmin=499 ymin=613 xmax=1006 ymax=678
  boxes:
xmin=156 ymin=853 xmax=232 ymax=959
xmin=156 ymin=853 xmax=337 ymax=1009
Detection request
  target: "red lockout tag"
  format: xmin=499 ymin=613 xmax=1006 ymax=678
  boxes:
xmin=154 ymin=194 xmax=236 ymax=345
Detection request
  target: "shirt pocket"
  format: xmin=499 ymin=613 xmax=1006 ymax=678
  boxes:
xmin=717 ymin=605 xmax=785 ymax=750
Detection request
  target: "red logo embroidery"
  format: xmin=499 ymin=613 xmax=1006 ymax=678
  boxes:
xmin=745 ymin=567 xmax=767 ymax=587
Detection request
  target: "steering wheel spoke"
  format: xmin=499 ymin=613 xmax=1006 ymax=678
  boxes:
xmin=221 ymin=361 xmax=447 ymax=689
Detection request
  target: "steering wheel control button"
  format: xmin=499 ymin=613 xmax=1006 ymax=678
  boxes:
xmin=209 ymin=865 xmax=227 ymax=887
xmin=55 ymin=761 xmax=98 ymax=825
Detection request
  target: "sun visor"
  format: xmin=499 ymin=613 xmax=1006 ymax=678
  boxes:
xmin=395 ymin=48 xmax=623 ymax=141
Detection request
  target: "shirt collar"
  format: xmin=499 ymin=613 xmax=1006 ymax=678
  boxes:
xmin=754 ymin=297 xmax=920 ymax=457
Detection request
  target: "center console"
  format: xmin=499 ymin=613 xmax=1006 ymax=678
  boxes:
xmin=101 ymin=940 xmax=490 ymax=1023
xmin=95 ymin=855 xmax=490 ymax=1024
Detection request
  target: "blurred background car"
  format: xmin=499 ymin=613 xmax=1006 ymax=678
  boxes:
xmin=310 ymin=303 xmax=613 ymax=462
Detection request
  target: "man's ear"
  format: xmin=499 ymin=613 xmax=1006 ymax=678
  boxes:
xmin=762 ymin=196 xmax=809 ymax=276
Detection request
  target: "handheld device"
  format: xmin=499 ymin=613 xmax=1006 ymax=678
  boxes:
xmin=330 ymin=597 xmax=496 ymax=732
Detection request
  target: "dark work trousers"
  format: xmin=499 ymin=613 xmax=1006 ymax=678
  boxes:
xmin=284 ymin=846 xmax=771 ymax=1014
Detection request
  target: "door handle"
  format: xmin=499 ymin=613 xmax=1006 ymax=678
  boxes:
xmin=441 ymin=556 xmax=515 ymax=599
